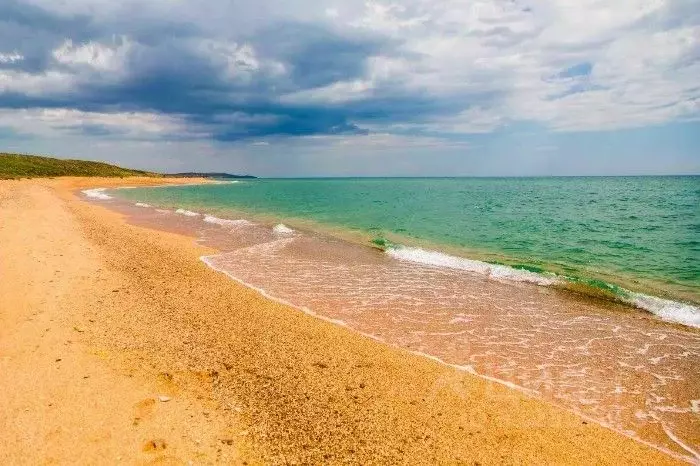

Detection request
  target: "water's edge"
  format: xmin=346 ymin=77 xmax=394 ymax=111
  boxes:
xmin=87 ymin=186 xmax=700 ymax=330
xmin=200 ymin=253 xmax=696 ymax=464
xmin=81 ymin=186 xmax=698 ymax=462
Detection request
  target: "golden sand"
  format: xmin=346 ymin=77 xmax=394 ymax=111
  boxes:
xmin=0 ymin=177 xmax=683 ymax=464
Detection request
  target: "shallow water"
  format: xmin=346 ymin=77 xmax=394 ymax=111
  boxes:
xmin=113 ymin=177 xmax=700 ymax=308
xmin=87 ymin=191 xmax=700 ymax=462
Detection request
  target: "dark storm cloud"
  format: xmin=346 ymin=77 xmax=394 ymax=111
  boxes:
xmin=253 ymin=22 xmax=386 ymax=88
xmin=0 ymin=1 xmax=417 ymax=140
xmin=0 ymin=0 xmax=95 ymax=73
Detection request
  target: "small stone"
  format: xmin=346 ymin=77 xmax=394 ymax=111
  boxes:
xmin=221 ymin=439 xmax=234 ymax=446
xmin=158 ymin=395 xmax=171 ymax=402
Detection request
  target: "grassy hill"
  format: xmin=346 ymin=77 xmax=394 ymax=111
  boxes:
xmin=0 ymin=153 xmax=159 ymax=180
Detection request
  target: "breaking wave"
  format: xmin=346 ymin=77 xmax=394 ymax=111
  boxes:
xmin=273 ymin=224 xmax=295 ymax=235
xmin=385 ymin=245 xmax=699 ymax=328
xmin=82 ymin=188 xmax=113 ymax=200
xmin=203 ymin=215 xmax=253 ymax=227
xmin=386 ymin=246 xmax=560 ymax=286
xmin=175 ymin=208 xmax=200 ymax=217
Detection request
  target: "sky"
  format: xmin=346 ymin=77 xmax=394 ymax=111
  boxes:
xmin=1 ymin=0 xmax=699 ymax=176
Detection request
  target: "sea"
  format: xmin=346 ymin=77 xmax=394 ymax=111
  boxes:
xmin=84 ymin=176 xmax=700 ymax=461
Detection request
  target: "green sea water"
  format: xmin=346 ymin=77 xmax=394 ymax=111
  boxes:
xmin=116 ymin=176 xmax=700 ymax=304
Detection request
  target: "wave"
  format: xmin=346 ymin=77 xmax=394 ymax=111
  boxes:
xmin=135 ymin=202 xmax=151 ymax=208
xmin=203 ymin=215 xmax=253 ymax=227
xmin=273 ymin=223 xmax=295 ymax=235
xmin=384 ymin=244 xmax=699 ymax=328
xmin=175 ymin=208 xmax=200 ymax=217
xmin=625 ymin=293 xmax=700 ymax=328
xmin=386 ymin=246 xmax=560 ymax=286
xmin=82 ymin=188 xmax=113 ymax=200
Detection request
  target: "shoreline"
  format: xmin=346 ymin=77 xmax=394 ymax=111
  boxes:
xmin=101 ymin=183 xmax=699 ymax=461
xmin=110 ymin=180 xmax=700 ymax=310
xmin=0 ymin=177 xmax=689 ymax=464
xmin=201 ymin=252 xmax=698 ymax=462
xmin=105 ymin=181 xmax=700 ymax=329
xmin=91 ymin=179 xmax=700 ymax=455
xmin=108 ymin=183 xmax=700 ymax=326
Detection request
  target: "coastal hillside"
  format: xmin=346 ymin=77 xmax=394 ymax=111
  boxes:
xmin=0 ymin=153 xmax=158 ymax=179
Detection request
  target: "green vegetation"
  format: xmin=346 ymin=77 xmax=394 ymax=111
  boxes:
xmin=0 ymin=153 xmax=159 ymax=180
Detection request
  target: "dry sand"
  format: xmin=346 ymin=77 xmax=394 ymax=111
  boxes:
xmin=0 ymin=177 xmax=684 ymax=464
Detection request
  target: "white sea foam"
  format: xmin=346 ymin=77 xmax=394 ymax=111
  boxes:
xmin=203 ymin=215 xmax=252 ymax=227
xmin=489 ymin=264 xmax=558 ymax=285
xmin=82 ymin=188 xmax=112 ymax=200
xmin=155 ymin=209 xmax=170 ymax=214
xmin=386 ymin=246 xmax=559 ymax=286
xmin=387 ymin=246 xmax=699 ymax=328
xmin=273 ymin=223 xmax=295 ymax=235
xmin=625 ymin=292 xmax=700 ymax=329
xmin=134 ymin=202 xmax=151 ymax=208
xmin=175 ymin=208 xmax=200 ymax=217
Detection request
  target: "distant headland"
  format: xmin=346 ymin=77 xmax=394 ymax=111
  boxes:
xmin=167 ymin=172 xmax=257 ymax=179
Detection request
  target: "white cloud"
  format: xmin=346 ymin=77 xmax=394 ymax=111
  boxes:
xmin=281 ymin=79 xmax=374 ymax=104
xmin=0 ymin=108 xmax=198 ymax=139
xmin=0 ymin=52 xmax=24 ymax=64
xmin=0 ymin=70 xmax=75 ymax=96
xmin=1 ymin=37 xmax=133 ymax=98
xmin=406 ymin=106 xmax=507 ymax=134
xmin=52 ymin=37 xmax=132 ymax=73
xmin=197 ymin=39 xmax=286 ymax=81
xmin=330 ymin=0 xmax=700 ymax=132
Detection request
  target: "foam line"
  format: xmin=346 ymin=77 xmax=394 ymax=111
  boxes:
xmin=625 ymin=293 xmax=700 ymax=329
xmin=273 ymin=223 xmax=295 ymax=235
xmin=203 ymin=215 xmax=252 ymax=227
xmin=386 ymin=246 xmax=559 ymax=286
xmin=386 ymin=246 xmax=700 ymax=329
xmin=82 ymin=188 xmax=113 ymax=200
xmin=175 ymin=208 xmax=200 ymax=217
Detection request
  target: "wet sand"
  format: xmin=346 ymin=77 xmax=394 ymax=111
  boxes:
xmin=0 ymin=177 xmax=684 ymax=464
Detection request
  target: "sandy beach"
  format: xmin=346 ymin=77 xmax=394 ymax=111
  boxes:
xmin=0 ymin=177 xmax=684 ymax=464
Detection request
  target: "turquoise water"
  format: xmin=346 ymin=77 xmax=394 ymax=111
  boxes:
xmin=116 ymin=176 xmax=699 ymax=304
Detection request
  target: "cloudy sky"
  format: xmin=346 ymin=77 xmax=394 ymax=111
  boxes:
xmin=1 ymin=0 xmax=699 ymax=176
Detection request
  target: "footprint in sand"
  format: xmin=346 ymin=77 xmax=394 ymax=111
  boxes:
xmin=142 ymin=438 xmax=167 ymax=452
xmin=133 ymin=398 xmax=156 ymax=426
